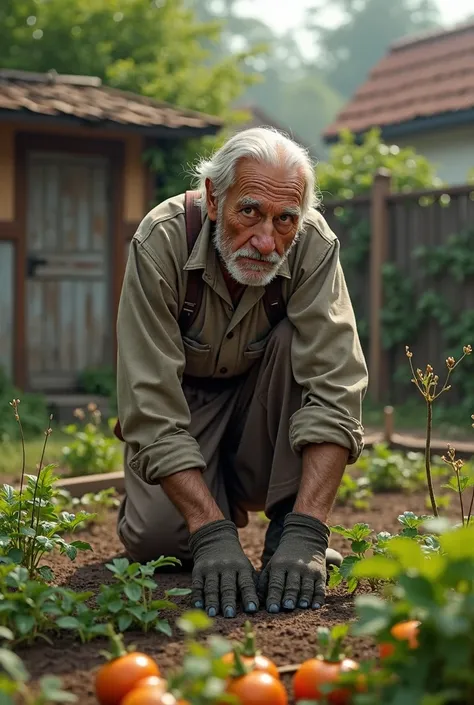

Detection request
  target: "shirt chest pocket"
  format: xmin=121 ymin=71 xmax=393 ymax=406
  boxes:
xmin=243 ymin=332 xmax=271 ymax=361
xmin=182 ymin=336 xmax=215 ymax=376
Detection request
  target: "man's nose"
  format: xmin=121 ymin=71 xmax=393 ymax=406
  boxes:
xmin=250 ymin=224 xmax=276 ymax=256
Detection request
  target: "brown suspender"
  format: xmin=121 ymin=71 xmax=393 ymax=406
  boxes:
xmin=113 ymin=190 xmax=285 ymax=442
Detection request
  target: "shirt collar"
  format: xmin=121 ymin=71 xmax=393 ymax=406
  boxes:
xmin=183 ymin=215 xmax=291 ymax=280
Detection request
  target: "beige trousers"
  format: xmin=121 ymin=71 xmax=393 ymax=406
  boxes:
xmin=117 ymin=319 xmax=305 ymax=565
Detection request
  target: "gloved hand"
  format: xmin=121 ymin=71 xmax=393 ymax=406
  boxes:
xmin=258 ymin=512 xmax=329 ymax=613
xmin=188 ymin=519 xmax=259 ymax=619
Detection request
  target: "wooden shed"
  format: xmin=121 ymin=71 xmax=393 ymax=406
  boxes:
xmin=0 ymin=68 xmax=222 ymax=397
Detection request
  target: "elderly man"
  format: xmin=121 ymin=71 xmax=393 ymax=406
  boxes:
xmin=115 ymin=127 xmax=368 ymax=620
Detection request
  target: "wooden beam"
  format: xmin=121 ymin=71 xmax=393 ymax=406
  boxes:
xmin=369 ymin=169 xmax=391 ymax=404
xmin=0 ymin=221 xmax=20 ymax=240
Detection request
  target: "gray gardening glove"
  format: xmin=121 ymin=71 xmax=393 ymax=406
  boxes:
xmin=188 ymin=519 xmax=259 ymax=619
xmin=258 ymin=512 xmax=329 ymax=613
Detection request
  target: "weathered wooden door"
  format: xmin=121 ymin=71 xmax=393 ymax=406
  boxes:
xmin=25 ymin=151 xmax=112 ymax=391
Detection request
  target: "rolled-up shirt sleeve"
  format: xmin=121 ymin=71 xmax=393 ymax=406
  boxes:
xmin=116 ymin=237 xmax=206 ymax=484
xmin=287 ymin=228 xmax=368 ymax=464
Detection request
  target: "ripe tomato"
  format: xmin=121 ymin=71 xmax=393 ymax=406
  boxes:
xmin=121 ymin=686 xmax=176 ymax=705
xmin=221 ymin=651 xmax=280 ymax=680
xmin=293 ymin=656 xmax=360 ymax=705
xmin=379 ymin=620 xmax=420 ymax=660
xmin=223 ymin=671 xmax=288 ymax=705
xmin=95 ymin=652 xmax=160 ymax=705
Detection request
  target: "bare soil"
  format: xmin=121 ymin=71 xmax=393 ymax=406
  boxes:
xmin=17 ymin=489 xmax=442 ymax=703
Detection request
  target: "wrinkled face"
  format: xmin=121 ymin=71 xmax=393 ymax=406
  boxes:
xmin=205 ymin=158 xmax=305 ymax=286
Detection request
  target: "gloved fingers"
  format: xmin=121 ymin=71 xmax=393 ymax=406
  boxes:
xmin=203 ymin=571 xmax=220 ymax=617
xmin=265 ymin=566 xmax=286 ymax=614
xmin=299 ymin=575 xmax=315 ymax=609
xmin=191 ymin=568 xmax=205 ymax=610
xmin=282 ymin=570 xmax=301 ymax=611
xmin=220 ymin=569 xmax=238 ymax=619
xmin=312 ymin=573 xmax=326 ymax=610
xmin=237 ymin=566 xmax=259 ymax=614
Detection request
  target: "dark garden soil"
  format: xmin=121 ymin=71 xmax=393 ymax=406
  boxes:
xmin=17 ymin=489 xmax=445 ymax=704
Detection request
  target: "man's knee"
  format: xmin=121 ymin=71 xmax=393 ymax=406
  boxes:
xmin=117 ymin=496 xmax=192 ymax=566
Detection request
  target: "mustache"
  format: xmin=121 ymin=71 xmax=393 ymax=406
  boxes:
xmin=233 ymin=246 xmax=282 ymax=264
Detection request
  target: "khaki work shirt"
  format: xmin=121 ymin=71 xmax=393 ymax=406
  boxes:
xmin=116 ymin=192 xmax=369 ymax=483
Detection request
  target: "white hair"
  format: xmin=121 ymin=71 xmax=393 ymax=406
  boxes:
xmin=190 ymin=126 xmax=320 ymax=220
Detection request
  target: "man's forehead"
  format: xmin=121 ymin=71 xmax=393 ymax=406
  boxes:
xmin=232 ymin=158 xmax=305 ymax=205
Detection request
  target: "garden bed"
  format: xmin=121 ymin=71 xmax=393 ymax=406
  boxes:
xmin=15 ymin=487 xmax=447 ymax=705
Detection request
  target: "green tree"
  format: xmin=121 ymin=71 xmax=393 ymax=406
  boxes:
xmin=306 ymin=0 xmax=440 ymax=99
xmin=316 ymin=128 xmax=443 ymax=199
xmin=0 ymin=0 xmax=258 ymax=119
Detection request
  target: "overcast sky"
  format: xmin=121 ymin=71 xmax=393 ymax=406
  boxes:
xmin=236 ymin=0 xmax=472 ymax=54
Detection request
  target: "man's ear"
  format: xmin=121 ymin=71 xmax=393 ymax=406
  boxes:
xmin=205 ymin=178 xmax=218 ymax=221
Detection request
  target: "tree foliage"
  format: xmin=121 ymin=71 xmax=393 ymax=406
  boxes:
xmin=0 ymin=0 xmax=259 ymax=119
xmin=316 ymin=128 xmax=443 ymax=200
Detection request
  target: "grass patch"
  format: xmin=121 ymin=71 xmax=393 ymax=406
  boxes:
xmin=0 ymin=432 xmax=70 ymax=478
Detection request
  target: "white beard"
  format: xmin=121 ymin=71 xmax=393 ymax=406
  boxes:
xmin=212 ymin=205 xmax=298 ymax=287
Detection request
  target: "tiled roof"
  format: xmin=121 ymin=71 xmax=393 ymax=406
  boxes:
xmin=323 ymin=20 xmax=474 ymax=140
xmin=0 ymin=68 xmax=222 ymax=136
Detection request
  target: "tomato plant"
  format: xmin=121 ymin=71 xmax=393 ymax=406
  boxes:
xmin=95 ymin=625 xmax=160 ymax=705
xmin=378 ymin=620 xmax=420 ymax=660
xmin=221 ymin=621 xmax=279 ymax=680
xmin=293 ymin=625 xmax=363 ymax=705
xmin=224 ymin=670 xmax=287 ymax=705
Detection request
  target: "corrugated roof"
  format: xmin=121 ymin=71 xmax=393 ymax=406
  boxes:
xmin=323 ymin=20 xmax=474 ymax=140
xmin=0 ymin=68 xmax=222 ymax=136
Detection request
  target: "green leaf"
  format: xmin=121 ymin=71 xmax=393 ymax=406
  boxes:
xmin=142 ymin=610 xmax=159 ymax=624
xmin=39 ymin=675 xmax=78 ymax=702
xmin=340 ymin=555 xmax=360 ymax=579
xmin=37 ymin=565 xmax=54 ymax=582
xmin=330 ymin=523 xmax=372 ymax=540
xmin=165 ymin=587 xmax=192 ymax=597
xmin=69 ymin=541 xmax=92 ymax=552
xmin=14 ymin=614 xmax=36 ymax=636
xmin=155 ymin=619 xmax=172 ymax=637
xmin=353 ymin=594 xmax=391 ymax=636
xmin=352 ymin=555 xmax=400 ymax=581
xmin=124 ymin=583 xmax=142 ymax=602
xmin=106 ymin=558 xmax=129 ymax=575
xmin=126 ymin=605 xmax=146 ymax=621
xmin=351 ymin=539 xmax=371 ymax=554
xmin=19 ymin=527 xmax=36 ymax=538
xmin=0 ymin=647 xmax=29 ymax=682
xmin=397 ymin=574 xmax=437 ymax=609
xmin=177 ymin=610 xmax=212 ymax=635
xmin=150 ymin=600 xmax=178 ymax=611
xmin=0 ymin=536 xmax=11 ymax=548
xmin=6 ymin=548 xmax=23 ymax=564
xmin=56 ymin=617 xmax=81 ymax=630
xmin=0 ymin=627 xmax=14 ymax=641
xmin=328 ymin=567 xmax=343 ymax=589
xmin=118 ymin=614 xmax=133 ymax=632
xmin=106 ymin=600 xmax=124 ymax=614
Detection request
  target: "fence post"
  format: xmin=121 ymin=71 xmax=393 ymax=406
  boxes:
xmin=369 ymin=168 xmax=391 ymax=404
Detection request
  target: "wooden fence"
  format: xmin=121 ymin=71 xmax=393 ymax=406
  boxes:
xmin=320 ymin=171 xmax=474 ymax=405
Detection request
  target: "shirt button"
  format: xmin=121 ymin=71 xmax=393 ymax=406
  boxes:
xmin=220 ymin=367 xmax=228 ymax=374
xmin=226 ymin=332 xmax=234 ymax=339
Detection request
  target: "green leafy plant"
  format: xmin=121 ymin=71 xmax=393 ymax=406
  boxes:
xmin=336 ymin=471 xmax=372 ymax=510
xmin=53 ymin=487 xmax=120 ymax=526
xmin=96 ymin=557 xmax=191 ymax=635
xmin=167 ymin=610 xmax=234 ymax=705
xmin=329 ymin=513 xmax=438 ymax=594
xmin=405 ymin=344 xmax=472 ymax=516
xmin=61 ymin=404 xmax=122 ymax=476
xmin=350 ymin=521 xmax=474 ymax=704
xmin=0 ymin=368 xmax=48 ymax=440
xmin=0 ymin=626 xmax=76 ymax=705
xmin=0 ymin=401 xmax=93 ymax=580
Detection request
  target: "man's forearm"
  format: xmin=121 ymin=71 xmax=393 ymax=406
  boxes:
xmin=160 ymin=470 xmax=224 ymax=534
xmin=293 ymin=442 xmax=349 ymax=523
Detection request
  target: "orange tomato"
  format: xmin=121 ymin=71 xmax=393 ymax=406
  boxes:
xmin=121 ymin=688 xmax=177 ymax=705
xmin=221 ymin=651 xmax=280 ymax=680
xmin=379 ymin=620 xmax=420 ymax=660
xmin=223 ymin=670 xmax=288 ymax=705
xmin=293 ymin=656 xmax=361 ymax=705
xmin=95 ymin=652 xmax=160 ymax=705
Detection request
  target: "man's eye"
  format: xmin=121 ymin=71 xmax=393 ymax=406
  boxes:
xmin=242 ymin=207 xmax=256 ymax=216
xmin=279 ymin=214 xmax=293 ymax=223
